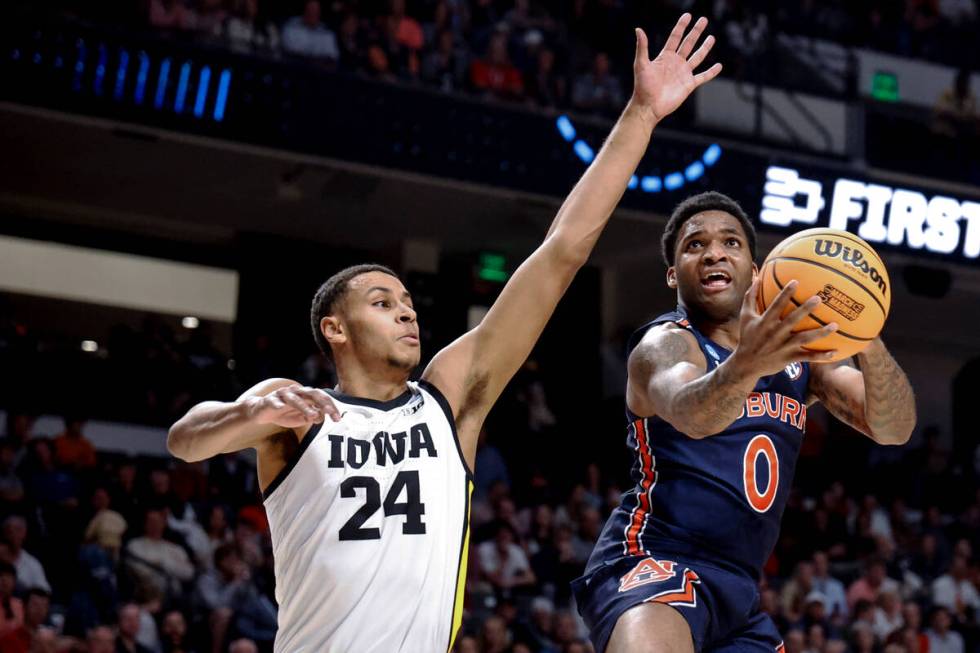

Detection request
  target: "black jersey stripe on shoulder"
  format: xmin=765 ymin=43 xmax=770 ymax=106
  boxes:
xmin=261 ymin=421 xmax=325 ymax=501
xmin=324 ymin=387 xmax=413 ymax=410
xmin=418 ymin=379 xmax=473 ymax=478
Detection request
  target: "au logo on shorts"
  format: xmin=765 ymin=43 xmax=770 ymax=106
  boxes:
xmin=619 ymin=558 xmax=677 ymax=592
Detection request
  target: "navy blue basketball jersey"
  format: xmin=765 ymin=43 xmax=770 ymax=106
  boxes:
xmin=587 ymin=307 xmax=810 ymax=581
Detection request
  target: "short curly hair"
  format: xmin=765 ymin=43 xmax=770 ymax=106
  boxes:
xmin=660 ymin=191 xmax=757 ymax=267
xmin=310 ymin=263 xmax=399 ymax=359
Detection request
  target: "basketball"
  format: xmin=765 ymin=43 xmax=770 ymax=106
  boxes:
xmin=757 ymin=228 xmax=890 ymax=362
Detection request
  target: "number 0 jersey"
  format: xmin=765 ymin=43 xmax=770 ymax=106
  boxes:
xmin=262 ymin=381 xmax=472 ymax=653
xmin=585 ymin=308 xmax=810 ymax=581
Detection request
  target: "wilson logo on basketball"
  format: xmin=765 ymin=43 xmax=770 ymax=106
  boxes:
xmin=813 ymin=240 xmax=888 ymax=295
xmin=817 ymin=284 xmax=865 ymax=321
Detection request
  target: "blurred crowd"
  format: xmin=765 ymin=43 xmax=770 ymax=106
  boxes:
xmin=2 ymin=371 xmax=980 ymax=652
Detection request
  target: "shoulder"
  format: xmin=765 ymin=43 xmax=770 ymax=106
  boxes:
xmin=627 ymin=322 xmax=703 ymax=374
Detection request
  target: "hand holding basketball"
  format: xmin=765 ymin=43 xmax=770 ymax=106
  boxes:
xmin=730 ymin=278 xmax=840 ymax=379
xmin=248 ymin=385 xmax=341 ymax=428
xmin=632 ymin=14 xmax=722 ymax=121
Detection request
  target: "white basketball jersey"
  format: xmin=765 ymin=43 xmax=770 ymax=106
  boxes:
xmin=263 ymin=381 xmax=472 ymax=653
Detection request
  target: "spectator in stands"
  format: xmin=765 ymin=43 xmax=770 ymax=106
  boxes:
xmin=161 ymin=610 xmax=194 ymax=653
xmin=0 ymin=588 xmax=52 ymax=653
xmin=525 ymin=47 xmax=565 ymax=108
xmin=1 ymin=516 xmax=49 ymax=593
xmin=926 ymin=606 xmax=964 ymax=653
xmin=812 ymin=550 xmax=849 ymax=620
xmin=0 ymin=561 xmax=22 ymax=635
xmin=933 ymin=68 xmax=979 ymax=137
xmin=117 ymin=602 xmax=154 ymax=653
xmin=0 ymin=441 xmax=24 ymax=504
xmin=229 ymin=639 xmax=258 ymax=653
xmin=337 ymin=12 xmax=365 ymax=71
xmin=124 ymin=508 xmax=195 ymax=602
xmin=282 ymin=0 xmax=339 ymax=62
xmin=478 ymin=521 xmax=536 ymax=595
xmin=149 ymin=0 xmax=197 ymax=31
xmin=1 ymin=412 xmax=33 ymax=469
xmin=221 ymin=0 xmax=280 ymax=54
xmin=470 ymin=31 xmax=525 ymax=100
xmin=571 ymin=52 xmax=623 ymax=117
xmin=195 ymin=544 xmax=250 ymax=653
xmin=194 ymin=0 xmax=228 ymax=35
xmin=481 ymin=614 xmax=512 ymax=653
xmin=783 ymin=561 xmax=817 ymax=620
xmin=87 ymin=625 xmax=115 ymax=653
xmin=383 ymin=0 xmax=424 ymax=78
xmin=422 ymin=30 xmax=468 ymax=93
xmin=931 ymin=553 xmax=980 ymax=619
xmin=847 ymin=557 xmax=900 ymax=610
xmin=872 ymin=590 xmax=904 ymax=640
xmin=513 ymin=595 xmax=557 ymax=651
xmin=474 ymin=428 xmax=510 ymax=504
xmin=903 ymin=601 xmax=930 ymax=653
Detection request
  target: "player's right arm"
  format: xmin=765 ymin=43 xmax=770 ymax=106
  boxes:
xmin=628 ymin=279 xmax=839 ymax=438
xmin=167 ymin=378 xmax=340 ymax=462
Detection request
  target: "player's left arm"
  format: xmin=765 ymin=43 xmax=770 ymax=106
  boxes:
xmin=422 ymin=14 xmax=722 ymax=468
xmin=807 ymin=338 xmax=916 ymax=445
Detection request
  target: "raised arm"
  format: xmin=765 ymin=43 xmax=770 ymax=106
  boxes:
xmin=629 ymin=280 xmax=839 ymax=438
xmin=167 ymin=378 xmax=339 ymax=462
xmin=807 ymin=339 xmax=916 ymax=445
xmin=423 ymin=14 xmax=723 ymax=460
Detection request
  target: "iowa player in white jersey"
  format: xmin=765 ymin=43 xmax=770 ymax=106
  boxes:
xmin=167 ymin=14 xmax=722 ymax=652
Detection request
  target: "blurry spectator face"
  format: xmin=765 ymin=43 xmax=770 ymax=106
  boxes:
xmin=932 ymin=608 xmax=951 ymax=632
xmin=455 ymin=635 xmax=479 ymax=653
xmin=303 ymin=0 xmax=321 ymax=27
xmin=949 ymin=554 xmax=968 ymax=578
xmin=921 ymin=534 xmax=937 ymax=557
xmin=87 ymin=626 xmax=115 ymax=653
xmin=209 ymin=506 xmax=228 ymax=533
xmin=229 ymin=639 xmax=259 ymax=653
xmin=495 ymin=525 xmax=514 ymax=551
xmin=534 ymin=504 xmax=553 ymax=530
xmin=880 ymin=591 xmax=900 ymax=613
xmin=825 ymin=640 xmax=847 ymax=653
xmin=594 ymin=53 xmax=610 ymax=77
xmin=530 ymin=597 xmax=554 ymax=632
xmin=797 ymin=561 xmax=815 ymax=585
xmin=144 ymin=510 xmax=166 ymax=539
xmin=868 ymin=561 xmax=886 ymax=585
xmin=32 ymin=440 xmax=53 ymax=468
xmin=8 ymin=414 xmax=34 ymax=442
xmin=808 ymin=624 xmax=826 ymax=651
xmin=497 ymin=498 xmax=516 ymax=522
xmin=0 ymin=567 xmax=14 ymax=597
xmin=163 ymin=611 xmax=187 ymax=640
xmin=119 ymin=604 xmax=141 ymax=639
xmin=482 ymin=615 xmax=508 ymax=649
xmin=580 ymin=507 xmax=601 ymax=540
xmin=882 ymin=644 xmax=906 ymax=653
xmin=537 ymin=49 xmax=555 ymax=73
xmin=151 ymin=469 xmax=171 ymax=495
xmin=25 ymin=592 xmax=50 ymax=627
xmin=760 ymin=588 xmax=778 ymax=614
xmin=903 ymin=601 xmax=921 ymax=630
xmin=118 ymin=463 xmax=136 ymax=489
xmin=813 ymin=551 xmax=829 ymax=577
xmin=855 ymin=627 xmax=875 ymax=653
xmin=488 ymin=34 xmax=509 ymax=65
xmin=804 ymin=597 xmax=827 ymax=622
xmin=92 ymin=488 xmax=111 ymax=512
xmin=901 ymin=627 xmax=921 ymax=653
xmin=953 ymin=538 xmax=972 ymax=559
xmin=785 ymin=629 xmax=805 ymax=653
xmin=217 ymin=549 xmax=242 ymax=578
xmin=553 ymin=611 xmax=577 ymax=645
xmin=2 ymin=516 xmax=26 ymax=550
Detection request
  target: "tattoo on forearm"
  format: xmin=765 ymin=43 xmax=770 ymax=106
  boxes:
xmin=859 ymin=346 xmax=916 ymax=441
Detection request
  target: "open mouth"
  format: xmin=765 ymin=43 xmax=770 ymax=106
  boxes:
xmin=700 ymin=270 xmax=732 ymax=291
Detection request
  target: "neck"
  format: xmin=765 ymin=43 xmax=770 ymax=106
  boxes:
xmin=680 ymin=300 xmax=741 ymax=350
xmin=334 ymin=358 xmax=410 ymax=402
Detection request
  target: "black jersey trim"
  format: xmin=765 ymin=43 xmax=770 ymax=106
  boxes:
xmin=417 ymin=380 xmax=474 ymax=478
xmin=324 ymin=387 xmax=413 ymax=410
xmin=445 ymin=476 xmax=472 ymax=653
xmin=261 ymin=421 xmax=325 ymax=501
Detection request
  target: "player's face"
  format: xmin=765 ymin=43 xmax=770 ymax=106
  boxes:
xmin=667 ymin=211 xmax=757 ymax=321
xmin=332 ymin=272 xmax=420 ymax=371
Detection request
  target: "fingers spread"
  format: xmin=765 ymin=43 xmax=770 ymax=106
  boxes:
xmin=764 ymin=279 xmax=799 ymax=318
xmin=279 ymin=389 xmax=321 ymax=421
xmin=677 ymin=16 xmax=708 ymax=59
xmin=694 ymin=62 xmax=723 ymax=87
xmin=663 ymin=13 xmax=692 ymax=54
xmin=687 ymin=33 xmax=715 ymax=70
xmin=780 ymin=295 xmax=822 ymax=332
xmin=792 ymin=322 xmax=839 ymax=346
xmin=634 ymin=27 xmax=649 ymax=64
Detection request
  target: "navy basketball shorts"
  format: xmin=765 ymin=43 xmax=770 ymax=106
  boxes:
xmin=571 ymin=553 xmax=785 ymax=653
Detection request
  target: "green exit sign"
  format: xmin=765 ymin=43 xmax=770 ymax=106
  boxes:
xmin=871 ymin=71 xmax=899 ymax=102
xmin=477 ymin=252 xmax=509 ymax=282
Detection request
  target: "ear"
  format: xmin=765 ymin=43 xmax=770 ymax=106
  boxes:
xmin=751 ymin=262 xmax=759 ymax=281
xmin=666 ymin=266 xmax=678 ymax=289
xmin=321 ymin=315 xmax=347 ymax=347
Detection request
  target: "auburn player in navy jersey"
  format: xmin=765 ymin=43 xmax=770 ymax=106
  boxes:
xmin=573 ymin=192 xmax=917 ymax=653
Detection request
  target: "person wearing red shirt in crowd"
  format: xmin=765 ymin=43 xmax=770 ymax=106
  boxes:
xmin=0 ymin=588 xmax=52 ymax=653
xmin=470 ymin=32 xmax=524 ymax=99
xmin=0 ymin=562 xmax=23 ymax=636
xmin=53 ymin=415 xmax=97 ymax=470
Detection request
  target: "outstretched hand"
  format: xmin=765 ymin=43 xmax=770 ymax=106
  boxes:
xmin=632 ymin=14 xmax=723 ymax=121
